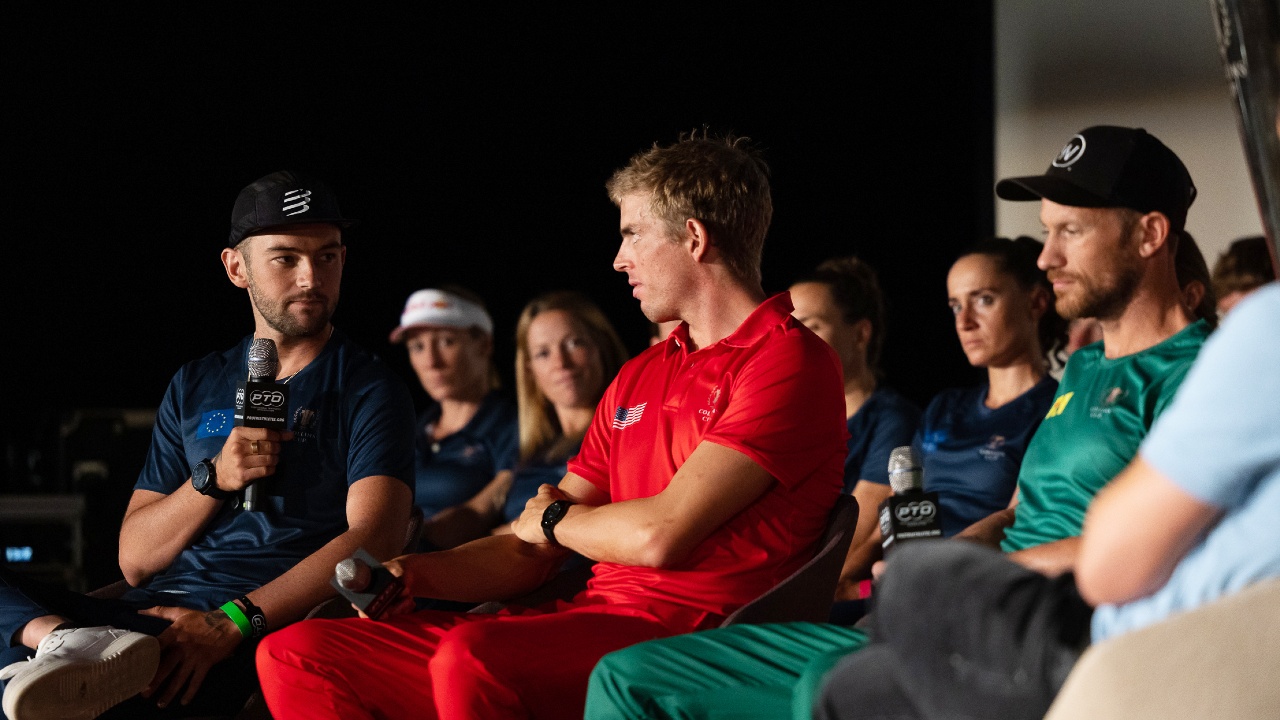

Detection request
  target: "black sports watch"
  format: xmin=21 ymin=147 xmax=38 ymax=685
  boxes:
xmin=541 ymin=499 xmax=575 ymax=546
xmin=191 ymin=458 xmax=231 ymax=499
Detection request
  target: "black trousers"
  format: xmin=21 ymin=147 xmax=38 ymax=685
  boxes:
xmin=814 ymin=542 xmax=1093 ymax=720
xmin=1 ymin=567 xmax=258 ymax=720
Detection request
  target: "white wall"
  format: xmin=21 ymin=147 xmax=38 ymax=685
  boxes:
xmin=996 ymin=0 xmax=1265 ymax=265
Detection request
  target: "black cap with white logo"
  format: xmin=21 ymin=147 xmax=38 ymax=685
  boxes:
xmin=228 ymin=170 xmax=357 ymax=247
xmin=995 ymin=126 xmax=1197 ymax=231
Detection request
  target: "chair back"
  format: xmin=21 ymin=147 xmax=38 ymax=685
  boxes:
xmin=719 ymin=492 xmax=859 ymax=627
xmin=403 ymin=505 xmax=425 ymax=552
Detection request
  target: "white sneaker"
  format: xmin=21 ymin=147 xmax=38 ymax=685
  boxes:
xmin=0 ymin=626 xmax=160 ymax=720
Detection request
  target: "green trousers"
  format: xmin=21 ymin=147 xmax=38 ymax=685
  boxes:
xmin=584 ymin=622 xmax=868 ymax=720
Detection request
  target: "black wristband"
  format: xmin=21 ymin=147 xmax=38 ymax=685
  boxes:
xmin=236 ymin=595 xmax=268 ymax=638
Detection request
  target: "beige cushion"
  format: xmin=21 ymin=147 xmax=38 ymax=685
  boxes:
xmin=1045 ymin=578 xmax=1280 ymax=720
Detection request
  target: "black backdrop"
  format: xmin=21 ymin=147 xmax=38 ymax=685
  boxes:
xmin=4 ymin=6 xmax=995 ymax=495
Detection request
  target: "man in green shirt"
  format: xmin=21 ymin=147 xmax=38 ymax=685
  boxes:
xmin=975 ymin=126 xmax=1209 ymax=574
xmin=583 ymin=125 xmax=1210 ymax=720
xmin=810 ymin=127 xmax=1215 ymax=720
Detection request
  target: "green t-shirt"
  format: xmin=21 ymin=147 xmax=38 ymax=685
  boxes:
xmin=1001 ymin=320 xmax=1210 ymax=552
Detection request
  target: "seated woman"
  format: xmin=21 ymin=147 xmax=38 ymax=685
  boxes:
xmin=388 ymin=287 xmax=518 ymax=551
xmin=835 ymin=237 xmax=1066 ymax=602
xmin=1211 ymin=234 xmax=1274 ymax=317
xmin=1175 ymin=231 xmax=1218 ymax=331
xmin=790 ymin=257 xmax=921 ymax=490
xmin=423 ymin=291 xmax=628 ymax=550
xmin=499 ymin=291 xmax=629 ymax=527
xmin=788 ymin=256 xmax=920 ymax=572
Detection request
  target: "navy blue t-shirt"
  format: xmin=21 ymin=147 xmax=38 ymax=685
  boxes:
xmin=501 ymin=439 xmax=583 ymax=524
xmin=127 ymin=330 xmax=416 ymax=610
xmin=915 ymin=376 xmax=1058 ymax=536
xmin=414 ymin=392 xmax=518 ymax=518
xmin=845 ymin=387 xmax=921 ymax=491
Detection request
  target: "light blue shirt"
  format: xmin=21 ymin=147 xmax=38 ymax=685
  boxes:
xmin=1092 ymin=283 xmax=1280 ymax=642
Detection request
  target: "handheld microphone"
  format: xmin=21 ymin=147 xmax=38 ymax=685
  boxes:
xmin=235 ymin=338 xmax=289 ymax=511
xmin=331 ymin=548 xmax=405 ymax=620
xmin=878 ymin=446 xmax=942 ymax=553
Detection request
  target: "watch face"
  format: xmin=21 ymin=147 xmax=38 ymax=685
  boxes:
xmin=192 ymin=461 xmax=212 ymax=492
xmin=542 ymin=501 xmax=566 ymax=525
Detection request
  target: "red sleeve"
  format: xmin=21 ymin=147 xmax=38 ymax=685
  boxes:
xmin=704 ymin=329 xmax=847 ymax=489
xmin=566 ymin=372 xmax=621 ymax=497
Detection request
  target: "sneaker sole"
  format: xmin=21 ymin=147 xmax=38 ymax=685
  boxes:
xmin=2 ymin=633 xmax=160 ymax=720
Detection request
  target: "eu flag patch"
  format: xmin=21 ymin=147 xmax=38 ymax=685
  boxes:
xmin=197 ymin=408 xmax=234 ymax=438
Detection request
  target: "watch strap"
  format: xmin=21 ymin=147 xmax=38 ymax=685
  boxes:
xmin=541 ymin=499 xmax=574 ymax=547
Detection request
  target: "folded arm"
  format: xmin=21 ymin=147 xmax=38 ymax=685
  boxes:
xmin=969 ymin=487 xmax=1079 ymax=577
xmin=386 ymin=441 xmax=779 ymax=602
xmin=954 ymin=489 xmax=1019 ymax=550
xmin=513 ymin=440 xmax=777 ymax=568
xmin=1006 ymin=536 xmax=1080 ymax=577
xmin=1076 ymin=455 xmax=1219 ymax=606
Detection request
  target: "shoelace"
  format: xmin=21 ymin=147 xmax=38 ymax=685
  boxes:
xmin=0 ymin=657 xmax=33 ymax=681
xmin=0 ymin=631 xmax=71 ymax=680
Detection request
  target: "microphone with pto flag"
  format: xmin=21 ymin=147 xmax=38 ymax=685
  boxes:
xmin=332 ymin=549 xmax=405 ymax=620
xmin=878 ymin=445 xmax=943 ymax=553
xmin=234 ymin=338 xmax=289 ymax=511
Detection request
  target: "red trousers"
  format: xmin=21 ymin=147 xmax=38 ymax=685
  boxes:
xmin=257 ymin=600 xmax=710 ymax=720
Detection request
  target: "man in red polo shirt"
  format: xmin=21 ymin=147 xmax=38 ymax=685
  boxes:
xmin=255 ymin=133 xmax=848 ymax=720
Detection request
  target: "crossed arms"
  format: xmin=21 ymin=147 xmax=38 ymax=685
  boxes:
xmin=386 ymin=440 xmax=777 ymax=604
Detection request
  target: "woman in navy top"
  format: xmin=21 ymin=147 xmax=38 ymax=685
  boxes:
xmin=389 ymin=287 xmax=518 ymax=550
xmin=499 ymin=291 xmax=628 ymax=525
xmin=835 ymin=237 xmax=1067 ymax=602
xmin=419 ymin=291 xmax=628 ymax=552
xmin=790 ymin=257 xmax=922 ymax=577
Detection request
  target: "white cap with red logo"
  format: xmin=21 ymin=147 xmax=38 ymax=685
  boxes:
xmin=389 ymin=289 xmax=493 ymax=342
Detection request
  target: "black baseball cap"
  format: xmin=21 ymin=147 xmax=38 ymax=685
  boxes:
xmin=228 ymin=170 xmax=357 ymax=247
xmin=995 ymin=126 xmax=1197 ymax=231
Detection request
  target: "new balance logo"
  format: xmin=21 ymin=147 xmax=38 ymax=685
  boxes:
xmin=612 ymin=402 xmax=647 ymax=429
xmin=282 ymin=189 xmax=312 ymax=216
xmin=1052 ymin=136 xmax=1086 ymax=168
xmin=1045 ymin=392 xmax=1074 ymax=419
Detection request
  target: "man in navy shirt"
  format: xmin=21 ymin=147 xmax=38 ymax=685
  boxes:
xmin=0 ymin=171 xmax=415 ymax=720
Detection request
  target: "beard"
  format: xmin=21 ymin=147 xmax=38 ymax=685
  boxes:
xmin=1050 ymin=257 xmax=1142 ymax=321
xmin=247 ymin=282 xmax=336 ymax=338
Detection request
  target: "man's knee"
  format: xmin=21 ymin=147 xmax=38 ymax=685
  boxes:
xmin=877 ymin=542 xmax=993 ymax=616
xmin=428 ymin=619 xmax=492 ymax=679
xmin=813 ymin=644 xmax=916 ymax=720
xmin=584 ymin=643 xmax=654 ymax=720
xmin=257 ymin=619 xmax=338 ymax=674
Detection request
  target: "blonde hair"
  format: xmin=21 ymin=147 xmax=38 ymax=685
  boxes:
xmin=514 ymin=291 xmax=628 ymax=462
xmin=606 ymin=131 xmax=772 ymax=286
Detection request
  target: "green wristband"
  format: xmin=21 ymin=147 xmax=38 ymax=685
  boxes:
xmin=219 ymin=599 xmax=253 ymax=638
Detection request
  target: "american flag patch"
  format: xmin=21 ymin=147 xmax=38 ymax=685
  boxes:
xmin=612 ymin=402 xmax=647 ymax=429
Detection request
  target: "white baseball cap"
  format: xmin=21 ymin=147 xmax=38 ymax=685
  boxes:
xmin=389 ymin=289 xmax=493 ymax=343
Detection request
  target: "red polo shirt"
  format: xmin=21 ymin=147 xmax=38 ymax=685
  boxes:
xmin=568 ymin=292 xmax=847 ymax=620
